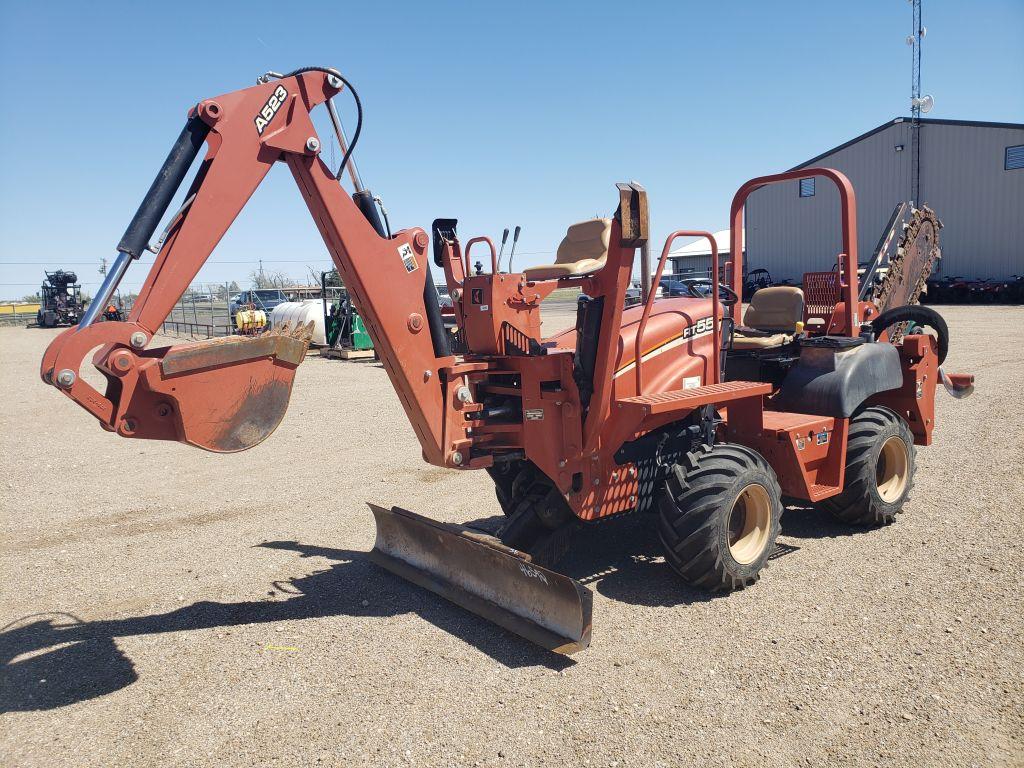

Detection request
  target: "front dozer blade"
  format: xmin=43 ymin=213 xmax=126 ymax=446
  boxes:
xmin=368 ymin=504 xmax=593 ymax=654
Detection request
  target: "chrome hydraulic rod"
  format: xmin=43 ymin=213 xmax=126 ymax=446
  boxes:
xmin=326 ymin=97 xmax=365 ymax=192
xmin=78 ymin=250 xmax=131 ymax=329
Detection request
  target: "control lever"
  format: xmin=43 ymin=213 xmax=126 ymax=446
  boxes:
xmin=507 ymin=226 xmax=522 ymax=273
xmin=497 ymin=228 xmax=510 ymax=271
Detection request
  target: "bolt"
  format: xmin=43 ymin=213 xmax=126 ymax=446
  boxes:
xmin=56 ymin=369 xmax=76 ymax=388
xmin=130 ymin=332 xmax=148 ymax=349
xmin=452 ymin=451 xmax=464 ymax=466
xmin=629 ymin=495 xmax=637 ymax=505
xmin=592 ymin=478 xmax=600 ymax=486
xmin=456 ymin=386 xmax=472 ymax=403
xmin=558 ymin=459 xmax=567 ymax=468
xmin=110 ymin=350 xmax=133 ymax=373
xmin=155 ymin=403 xmax=172 ymax=418
xmin=423 ymin=370 xmax=432 ymax=381
xmin=326 ymin=74 xmax=342 ymax=89
xmin=121 ymin=418 xmax=137 ymax=435
xmin=306 ymin=137 xmax=320 ymax=153
xmin=628 ymin=467 xmax=637 ymax=478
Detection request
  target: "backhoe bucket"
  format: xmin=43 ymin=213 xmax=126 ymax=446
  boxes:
xmin=40 ymin=320 xmax=314 ymax=453
xmin=368 ymin=504 xmax=593 ymax=654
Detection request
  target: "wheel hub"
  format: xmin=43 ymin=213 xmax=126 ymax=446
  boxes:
xmin=727 ymin=483 xmax=772 ymax=564
xmin=875 ymin=436 xmax=909 ymax=503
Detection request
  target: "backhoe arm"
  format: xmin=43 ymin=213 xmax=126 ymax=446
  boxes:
xmin=41 ymin=71 xmax=451 ymax=459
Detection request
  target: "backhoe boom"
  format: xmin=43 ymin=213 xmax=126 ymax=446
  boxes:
xmin=41 ymin=71 xmax=451 ymax=457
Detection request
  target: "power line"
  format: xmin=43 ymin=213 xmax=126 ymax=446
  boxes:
xmin=0 ymin=250 xmax=557 ymax=266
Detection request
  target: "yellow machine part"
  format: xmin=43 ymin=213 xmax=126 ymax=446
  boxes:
xmin=235 ymin=308 xmax=267 ymax=332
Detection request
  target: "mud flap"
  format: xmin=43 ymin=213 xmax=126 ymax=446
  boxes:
xmin=368 ymin=504 xmax=593 ymax=654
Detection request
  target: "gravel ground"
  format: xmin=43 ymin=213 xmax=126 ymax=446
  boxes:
xmin=1 ymin=305 xmax=1022 ymax=767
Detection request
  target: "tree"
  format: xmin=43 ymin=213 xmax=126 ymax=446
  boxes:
xmin=248 ymin=269 xmax=290 ymax=289
xmin=320 ymin=268 xmax=344 ymax=288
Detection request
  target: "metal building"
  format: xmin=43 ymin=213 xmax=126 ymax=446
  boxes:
xmin=667 ymin=229 xmax=741 ymax=278
xmin=745 ymin=118 xmax=1024 ymax=282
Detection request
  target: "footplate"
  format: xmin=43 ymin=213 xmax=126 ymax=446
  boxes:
xmin=368 ymin=504 xmax=593 ymax=654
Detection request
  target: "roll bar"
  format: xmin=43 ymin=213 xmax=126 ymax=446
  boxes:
xmin=729 ymin=168 xmax=859 ymax=336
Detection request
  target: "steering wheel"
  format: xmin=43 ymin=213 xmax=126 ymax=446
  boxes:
xmin=678 ymin=278 xmax=739 ymax=306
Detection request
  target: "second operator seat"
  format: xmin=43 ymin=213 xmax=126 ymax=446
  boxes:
xmin=521 ymin=218 xmax=612 ymax=281
xmin=731 ymin=286 xmax=804 ymax=350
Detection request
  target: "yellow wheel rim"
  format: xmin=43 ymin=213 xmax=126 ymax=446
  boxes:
xmin=876 ymin=436 xmax=909 ymax=503
xmin=728 ymin=484 xmax=772 ymax=564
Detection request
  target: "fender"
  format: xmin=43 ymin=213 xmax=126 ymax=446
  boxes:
xmin=772 ymin=337 xmax=903 ymax=418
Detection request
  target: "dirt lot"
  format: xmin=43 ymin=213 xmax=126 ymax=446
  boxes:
xmin=2 ymin=305 xmax=1022 ymax=767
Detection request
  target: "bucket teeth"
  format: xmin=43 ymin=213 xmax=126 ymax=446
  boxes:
xmin=265 ymin=320 xmax=315 ymax=344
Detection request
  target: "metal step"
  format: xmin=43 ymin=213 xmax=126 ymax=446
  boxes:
xmin=616 ymin=380 xmax=771 ymax=417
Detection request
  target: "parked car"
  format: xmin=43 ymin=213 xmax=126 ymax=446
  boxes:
xmin=625 ymin=283 xmax=664 ymax=307
xmin=659 ymin=279 xmax=700 ymax=298
xmin=229 ymin=289 xmax=288 ymax=319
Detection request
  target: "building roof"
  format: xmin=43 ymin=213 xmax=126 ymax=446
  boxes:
xmin=668 ymin=229 xmax=744 ymax=258
xmin=790 ymin=116 xmax=1024 ymax=171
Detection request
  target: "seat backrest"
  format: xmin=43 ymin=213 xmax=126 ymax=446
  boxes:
xmin=743 ymin=286 xmax=805 ymax=332
xmin=554 ymin=218 xmax=612 ymax=270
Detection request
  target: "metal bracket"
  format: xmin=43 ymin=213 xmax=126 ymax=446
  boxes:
xmin=615 ymin=182 xmax=649 ymax=247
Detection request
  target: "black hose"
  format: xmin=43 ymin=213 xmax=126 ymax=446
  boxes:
xmin=871 ymin=304 xmax=949 ymax=365
xmin=271 ymin=66 xmax=363 ymax=181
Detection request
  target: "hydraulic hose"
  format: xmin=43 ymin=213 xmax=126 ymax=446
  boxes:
xmin=259 ymin=66 xmax=363 ymax=181
xmin=871 ymin=304 xmax=949 ymax=365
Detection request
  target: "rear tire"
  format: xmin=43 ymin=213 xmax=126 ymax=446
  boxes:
xmin=658 ymin=444 xmax=783 ymax=591
xmin=821 ymin=406 xmax=915 ymax=527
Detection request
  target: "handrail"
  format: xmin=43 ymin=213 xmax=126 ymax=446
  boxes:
xmin=729 ymin=167 xmax=858 ymax=336
xmin=635 ymin=230 xmax=720 ymax=395
xmin=463 ymin=236 xmax=498 ymax=276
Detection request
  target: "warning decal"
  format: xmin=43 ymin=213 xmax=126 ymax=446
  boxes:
xmin=397 ymin=243 xmax=418 ymax=273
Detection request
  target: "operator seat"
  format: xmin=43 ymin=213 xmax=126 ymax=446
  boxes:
xmin=732 ymin=286 xmax=804 ymax=350
xmin=522 ymin=218 xmax=612 ymax=281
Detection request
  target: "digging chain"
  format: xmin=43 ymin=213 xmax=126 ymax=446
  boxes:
xmin=872 ymin=205 xmax=942 ymax=344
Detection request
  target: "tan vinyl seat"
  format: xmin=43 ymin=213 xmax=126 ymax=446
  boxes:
xmin=522 ymin=218 xmax=612 ymax=281
xmin=732 ymin=286 xmax=804 ymax=350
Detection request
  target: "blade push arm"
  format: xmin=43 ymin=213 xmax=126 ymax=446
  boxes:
xmin=41 ymin=72 xmax=451 ymax=459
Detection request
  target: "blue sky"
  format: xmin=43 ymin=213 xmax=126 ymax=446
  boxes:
xmin=0 ymin=0 xmax=1021 ymax=299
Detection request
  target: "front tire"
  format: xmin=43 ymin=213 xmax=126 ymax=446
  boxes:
xmin=496 ymin=465 xmax=574 ymax=568
xmin=658 ymin=444 xmax=783 ymax=591
xmin=821 ymin=406 xmax=915 ymax=527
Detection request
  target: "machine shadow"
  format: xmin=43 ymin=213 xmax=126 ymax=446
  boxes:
xmin=465 ymin=514 xmax=722 ymax=609
xmin=0 ymin=542 xmax=570 ymax=713
xmin=780 ymin=502 xmax=869 ymax=539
